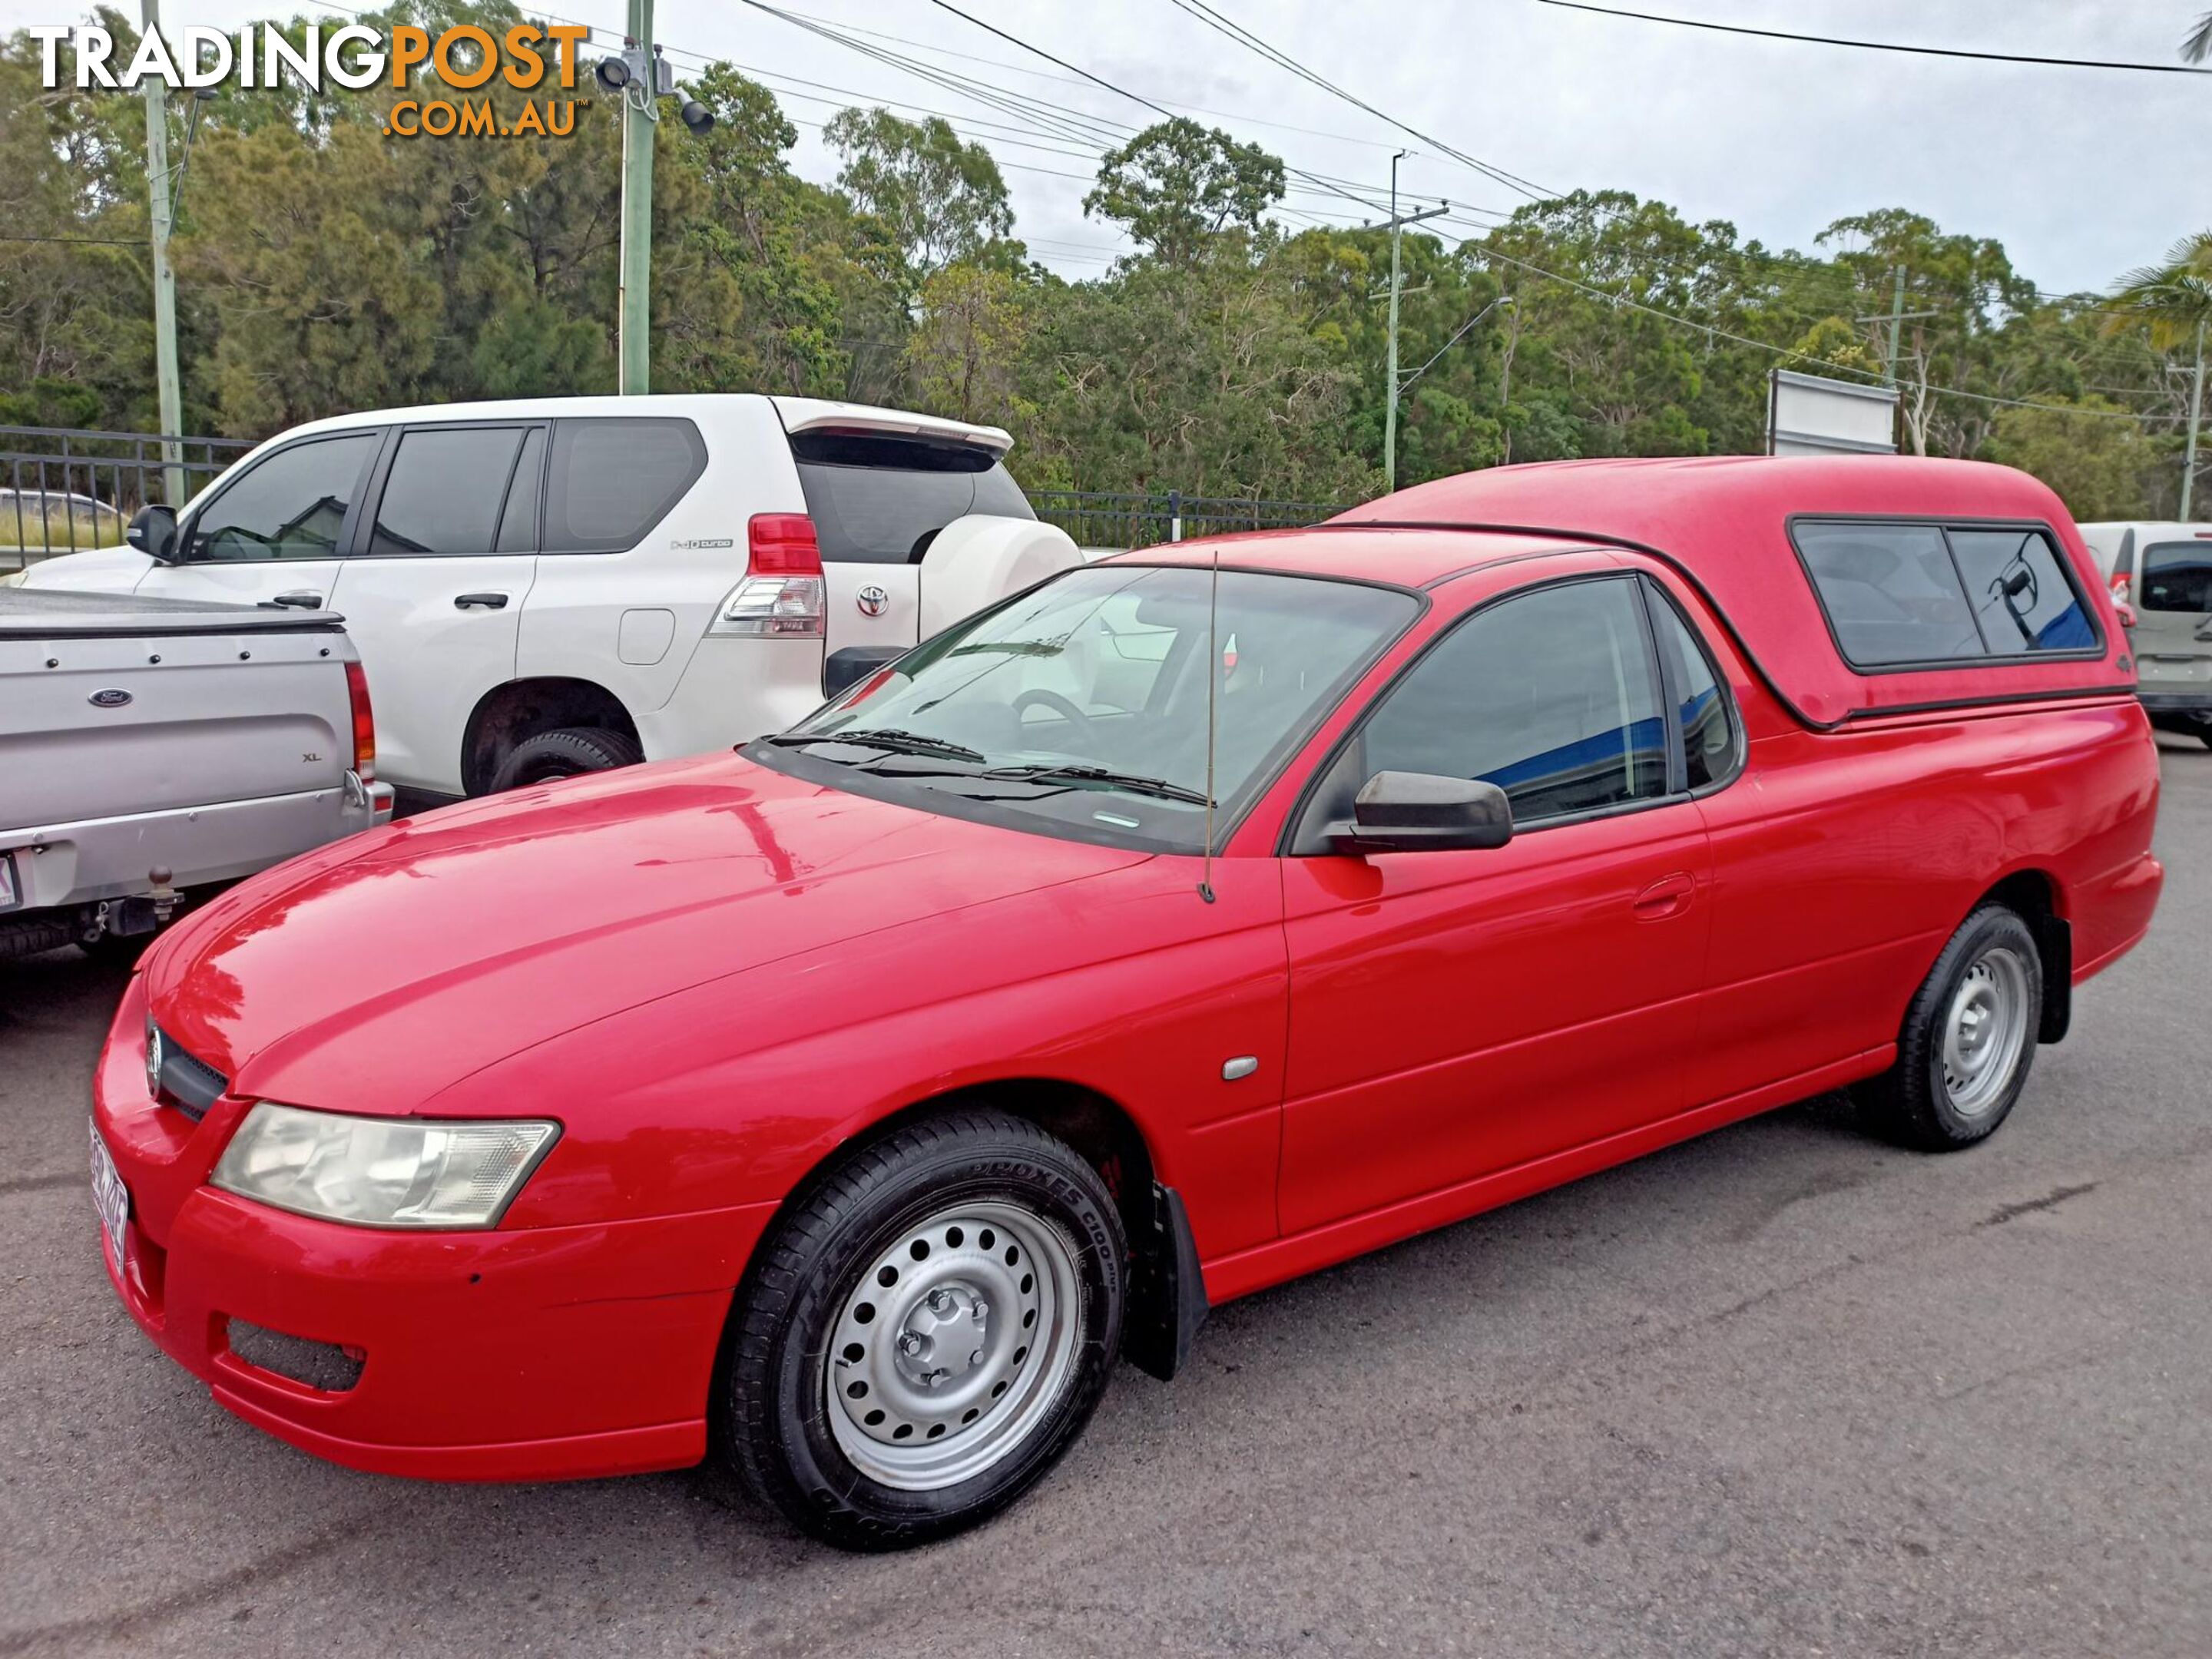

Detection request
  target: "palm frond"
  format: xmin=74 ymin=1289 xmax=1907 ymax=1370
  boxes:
xmin=2184 ymin=11 xmax=2212 ymax=63
xmin=2104 ymin=230 xmax=2212 ymax=344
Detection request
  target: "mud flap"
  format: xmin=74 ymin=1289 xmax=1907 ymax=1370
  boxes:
xmin=1124 ymin=1182 xmax=1208 ymax=1382
xmin=2035 ymin=913 xmax=2071 ymax=1045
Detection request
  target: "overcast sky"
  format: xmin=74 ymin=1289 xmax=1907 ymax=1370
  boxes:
xmin=4 ymin=0 xmax=2194 ymax=296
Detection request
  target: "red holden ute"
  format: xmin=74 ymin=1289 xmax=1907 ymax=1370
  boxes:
xmin=91 ymin=456 xmax=2162 ymax=1549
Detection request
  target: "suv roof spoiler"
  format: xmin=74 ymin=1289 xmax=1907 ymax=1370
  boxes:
xmin=770 ymin=397 xmax=1012 ymax=456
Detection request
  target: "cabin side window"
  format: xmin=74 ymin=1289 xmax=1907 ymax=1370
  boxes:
xmin=1792 ymin=519 xmax=2100 ymax=670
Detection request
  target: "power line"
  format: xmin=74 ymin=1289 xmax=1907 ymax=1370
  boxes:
xmin=1459 ymin=238 xmax=2160 ymax=421
xmin=1535 ymin=2 xmax=2212 ymax=75
xmin=1164 ymin=0 xmax=1556 ymax=201
xmin=764 ymin=8 xmax=1413 ymax=151
xmin=914 ymin=0 xmax=1392 ymax=217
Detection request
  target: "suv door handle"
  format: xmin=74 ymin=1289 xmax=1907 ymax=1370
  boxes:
xmin=269 ymin=590 xmax=323 ymax=609
xmin=454 ymin=592 xmax=509 ymax=610
xmin=1632 ymin=873 xmax=1695 ymax=919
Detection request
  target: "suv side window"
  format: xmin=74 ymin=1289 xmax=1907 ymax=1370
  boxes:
xmin=1359 ymin=578 xmax=1669 ymax=825
xmin=186 ymin=432 xmax=381 ymax=563
xmin=368 ymin=426 xmax=531 ymax=557
xmin=542 ymin=418 xmax=707 ymax=555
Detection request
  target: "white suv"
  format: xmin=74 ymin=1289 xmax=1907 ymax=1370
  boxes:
xmin=21 ymin=395 xmax=1077 ymax=798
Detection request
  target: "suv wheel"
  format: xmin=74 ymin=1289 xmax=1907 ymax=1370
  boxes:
xmin=486 ymin=727 xmax=641 ymax=791
xmin=723 ymin=1110 xmax=1125 ymax=1551
xmin=1857 ymin=904 xmax=2043 ymax=1151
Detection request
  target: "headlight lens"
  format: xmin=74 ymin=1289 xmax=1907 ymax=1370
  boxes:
xmin=210 ymin=1103 xmax=558 ymax=1229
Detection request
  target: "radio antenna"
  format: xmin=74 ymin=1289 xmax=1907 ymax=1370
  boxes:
xmin=1198 ymin=535 xmax=1220 ymax=905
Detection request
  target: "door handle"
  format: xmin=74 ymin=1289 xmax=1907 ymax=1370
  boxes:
xmin=270 ymin=590 xmax=323 ymax=609
xmin=454 ymin=592 xmax=509 ymax=610
xmin=1632 ymin=873 xmax=1695 ymax=919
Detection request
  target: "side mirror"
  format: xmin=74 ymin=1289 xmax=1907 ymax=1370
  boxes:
xmin=1330 ymin=770 xmax=1514 ymax=855
xmin=126 ymin=504 xmax=178 ymax=562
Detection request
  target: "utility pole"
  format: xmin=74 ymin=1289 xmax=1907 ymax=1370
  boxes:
xmin=2185 ymin=318 xmax=2205 ymax=521
xmin=616 ymin=0 xmax=656 ymax=396
xmin=1884 ymin=264 xmax=1906 ymax=386
xmin=141 ymin=0 xmax=184 ymax=504
xmin=1853 ymin=264 xmax=1938 ymax=451
xmin=1382 ymin=151 xmax=1449 ymax=493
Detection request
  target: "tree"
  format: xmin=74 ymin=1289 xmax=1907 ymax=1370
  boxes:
xmin=1989 ymin=396 xmax=2155 ymax=522
xmin=2105 ymin=231 xmax=2212 ymax=514
xmin=824 ymin=108 xmax=1013 ymax=283
xmin=1084 ymin=118 xmax=1283 ymax=268
xmin=905 ymin=262 xmax=1031 ymax=426
xmin=1814 ymin=209 xmax=2033 ymax=458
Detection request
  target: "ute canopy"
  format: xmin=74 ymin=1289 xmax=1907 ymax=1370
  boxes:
xmin=1336 ymin=455 xmax=2131 ymax=728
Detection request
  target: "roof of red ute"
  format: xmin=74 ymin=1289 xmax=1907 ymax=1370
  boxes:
xmin=1129 ymin=456 xmax=2131 ymax=728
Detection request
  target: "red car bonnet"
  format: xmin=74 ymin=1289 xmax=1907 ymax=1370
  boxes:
xmin=141 ymin=753 xmax=1150 ymax=1117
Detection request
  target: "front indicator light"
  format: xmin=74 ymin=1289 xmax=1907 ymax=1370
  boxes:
xmin=210 ymin=1104 xmax=558 ymax=1229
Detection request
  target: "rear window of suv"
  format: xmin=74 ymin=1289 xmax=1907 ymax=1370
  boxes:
xmin=1792 ymin=519 xmax=2098 ymax=667
xmin=543 ymin=418 xmax=707 ymax=555
xmin=2141 ymin=541 xmax=2212 ymax=614
xmin=789 ymin=431 xmax=1033 ymax=563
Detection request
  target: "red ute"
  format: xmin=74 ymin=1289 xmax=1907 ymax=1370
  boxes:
xmin=89 ymin=456 xmax=2161 ymax=1549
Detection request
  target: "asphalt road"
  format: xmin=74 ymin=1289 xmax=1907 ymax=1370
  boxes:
xmin=4 ymin=739 xmax=2209 ymax=1658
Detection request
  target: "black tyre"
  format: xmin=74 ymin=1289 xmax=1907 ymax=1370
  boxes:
xmin=1857 ymin=904 xmax=2043 ymax=1151
xmin=724 ymin=1110 xmax=1126 ymax=1551
xmin=485 ymin=726 xmax=641 ymax=791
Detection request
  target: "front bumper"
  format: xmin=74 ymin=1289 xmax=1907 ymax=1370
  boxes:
xmin=91 ymin=978 xmax=774 ymax=1482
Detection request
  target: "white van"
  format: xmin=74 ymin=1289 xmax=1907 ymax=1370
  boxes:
xmin=2078 ymin=520 xmax=2212 ymax=745
xmin=19 ymin=396 xmax=1078 ymax=798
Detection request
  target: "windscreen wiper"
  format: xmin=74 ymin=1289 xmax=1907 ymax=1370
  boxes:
xmin=759 ymin=727 xmax=985 ymax=764
xmin=977 ymin=763 xmax=1211 ymax=806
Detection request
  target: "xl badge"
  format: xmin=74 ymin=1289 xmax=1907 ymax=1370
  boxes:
xmin=856 ymin=584 xmax=890 ymax=618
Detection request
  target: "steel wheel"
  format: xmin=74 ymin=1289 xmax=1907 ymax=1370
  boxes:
xmin=825 ymin=1199 xmax=1082 ymax=1492
xmin=1939 ymin=944 xmax=2031 ymax=1118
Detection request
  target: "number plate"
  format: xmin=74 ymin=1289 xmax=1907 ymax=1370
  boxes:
xmin=89 ymin=1124 xmax=129 ymax=1265
xmin=0 ymin=849 xmax=19 ymax=912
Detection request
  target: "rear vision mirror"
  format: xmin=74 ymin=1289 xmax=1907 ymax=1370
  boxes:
xmin=1330 ymin=770 xmax=1514 ymax=855
xmin=126 ymin=504 xmax=177 ymax=562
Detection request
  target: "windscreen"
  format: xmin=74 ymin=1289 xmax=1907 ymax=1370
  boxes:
xmin=790 ymin=431 xmax=1034 ymax=563
xmin=766 ymin=564 xmax=1419 ymax=851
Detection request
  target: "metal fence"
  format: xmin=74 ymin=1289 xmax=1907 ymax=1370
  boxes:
xmin=1024 ymin=489 xmax=1347 ymax=552
xmin=0 ymin=424 xmax=1346 ymax=570
xmin=0 ymin=426 xmax=252 ymax=569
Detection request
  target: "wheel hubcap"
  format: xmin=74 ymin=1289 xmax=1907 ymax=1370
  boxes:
xmin=826 ymin=1200 xmax=1081 ymax=1492
xmin=1940 ymin=945 xmax=2030 ymax=1117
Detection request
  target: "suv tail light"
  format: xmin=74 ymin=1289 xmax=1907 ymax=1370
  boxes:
xmin=710 ymin=515 xmax=826 ymax=637
xmin=344 ymin=659 xmax=376 ymax=780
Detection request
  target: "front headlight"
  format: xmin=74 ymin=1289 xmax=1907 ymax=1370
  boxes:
xmin=210 ymin=1103 xmax=558 ymax=1229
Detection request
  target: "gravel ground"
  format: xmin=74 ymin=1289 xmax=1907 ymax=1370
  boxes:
xmin=2 ymin=737 xmax=2207 ymax=1658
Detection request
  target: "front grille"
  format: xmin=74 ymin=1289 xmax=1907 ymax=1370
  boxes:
xmin=225 ymin=1320 xmax=365 ymax=1392
xmin=151 ymin=1025 xmax=226 ymax=1121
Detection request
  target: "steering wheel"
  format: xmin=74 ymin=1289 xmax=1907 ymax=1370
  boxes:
xmin=1011 ymin=688 xmax=1098 ymax=733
